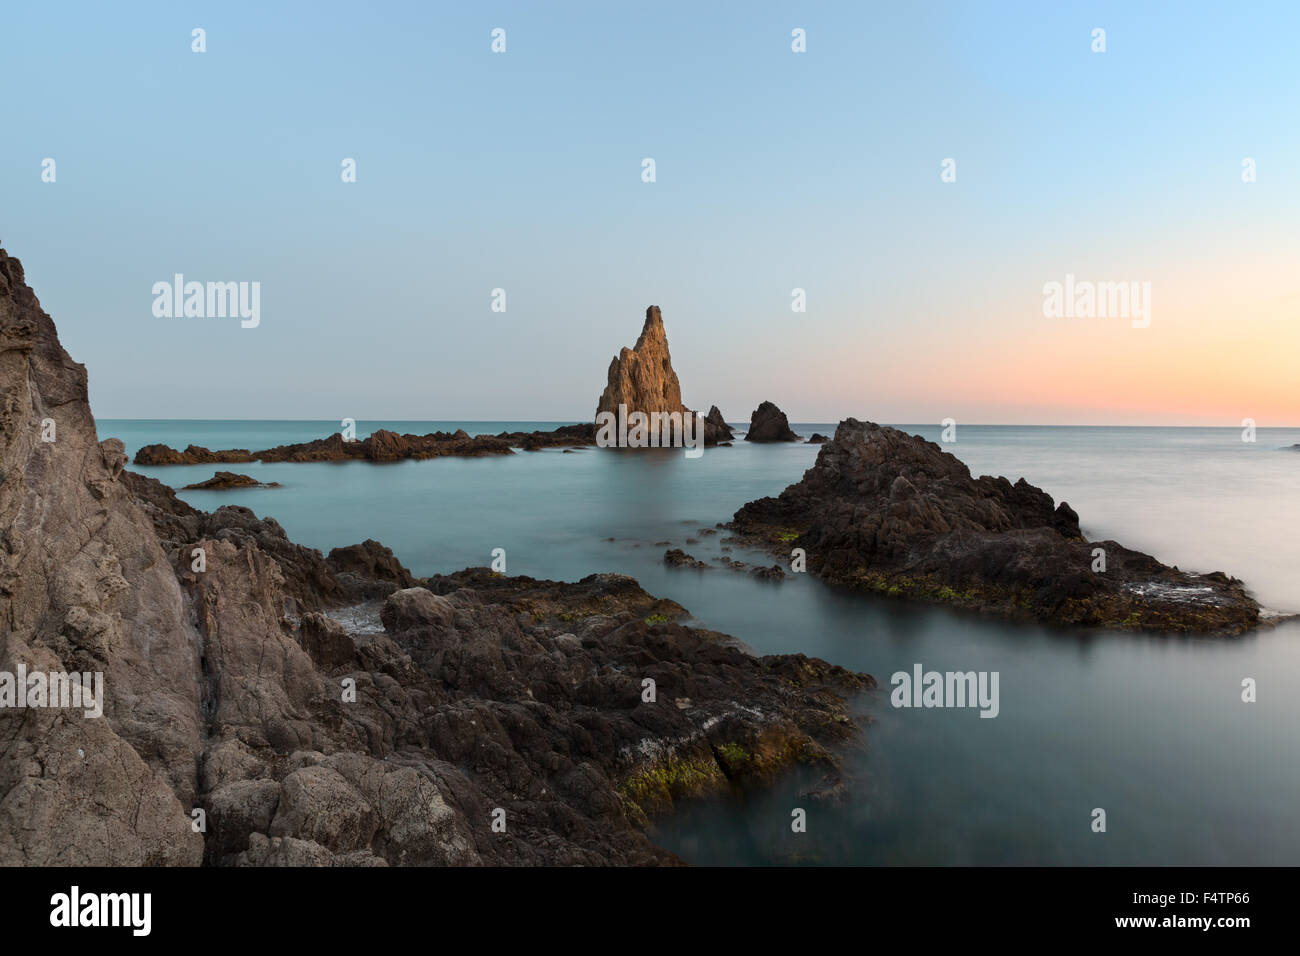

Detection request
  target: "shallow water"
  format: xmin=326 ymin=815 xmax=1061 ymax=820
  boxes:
xmin=104 ymin=419 xmax=1300 ymax=865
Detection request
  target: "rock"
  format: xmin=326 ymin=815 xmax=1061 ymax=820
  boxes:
xmin=134 ymin=425 xmax=596 ymax=466
xmin=704 ymin=406 xmax=735 ymax=444
xmin=807 ymin=433 xmax=830 ymax=443
xmin=745 ymin=401 xmax=800 ymax=442
xmin=750 ymin=565 xmax=786 ymax=581
xmin=182 ymin=471 xmax=280 ymax=490
xmin=594 ymin=306 xmax=723 ymax=445
xmin=326 ymin=539 xmax=416 ymax=594
xmin=0 ymin=248 xmax=204 ymax=865
xmin=731 ymin=418 xmax=1261 ymax=633
xmin=664 ymin=549 xmax=711 ymax=570
xmin=134 ymin=443 xmax=255 ymax=465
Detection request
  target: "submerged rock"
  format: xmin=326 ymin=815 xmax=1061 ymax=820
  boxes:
xmin=745 ymin=401 xmax=800 ymax=442
xmin=664 ymin=548 xmax=711 ymax=570
xmin=732 ymin=418 xmax=1261 ymax=633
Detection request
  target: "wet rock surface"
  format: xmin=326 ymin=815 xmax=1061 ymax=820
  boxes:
xmin=732 ymin=418 xmax=1261 ymax=633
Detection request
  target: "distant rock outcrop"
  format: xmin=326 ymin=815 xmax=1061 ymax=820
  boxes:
xmin=134 ymin=425 xmax=596 ymax=466
xmin=745 ymin=401 xmax=799 ymax=442
xmin=135 ymin=443 xmax=255 ymax=465
xmin=807 ymin=433 xmax=829 ymax=444
xmin=732 ymin=418 xmax=1261 ymax=633
xmin=182 ymin=471 xmax=280 ymax=490
xmin=705 ymin=406 xmax=735 ymax=444
xmin=595 ymin=306 xmax=728 ymax=446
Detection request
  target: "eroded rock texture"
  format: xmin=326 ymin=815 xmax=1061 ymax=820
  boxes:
xmin=0 ymin=250 xmax=870 ymax=865
xmin=595 ymin=306 xmax=731 ymax=446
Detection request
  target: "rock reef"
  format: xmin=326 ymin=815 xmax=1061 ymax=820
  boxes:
xmin=135 ymin=424 xmax=596 ymax=466
xmin=0 ymin=247 xmax=870 ymax=866
xmin=732 ymin=418 xmax=1260 ymax=633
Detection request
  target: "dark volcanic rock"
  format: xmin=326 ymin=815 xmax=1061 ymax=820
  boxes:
xmin=807 ymin=433 xmax=830 ymax=444
xmin=255 ymin=428 xmax=513 ymax=462
xmin=495 ymin=423 xmax=596 ymax=449
xmin=0 ymin=244 xmax=874 ymax=866
xmin=138 ymin=425 xmax=595 ymax=465
xmin=183 ymin=471 xmax=280 ymax=490
xmin=745 ymin=401 xmax=799 ymax=442
xmin=732 ymin=418 xmax=1261 ymax=634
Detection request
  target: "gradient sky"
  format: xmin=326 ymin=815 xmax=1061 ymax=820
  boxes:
xmin=3 ymin=1 xmax=1297 ymax=424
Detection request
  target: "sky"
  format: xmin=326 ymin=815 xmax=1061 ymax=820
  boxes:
xmin=3 ymin=0 xmax=1298 ymax=425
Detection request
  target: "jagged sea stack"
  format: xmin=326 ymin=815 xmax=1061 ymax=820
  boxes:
xmin=595 ymin=305 xmax=731 ymax=446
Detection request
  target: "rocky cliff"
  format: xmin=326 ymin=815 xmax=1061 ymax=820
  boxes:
xmin=0 ymin=250 xmax=869 ymax=865
xmin=732 ymin=418 xmax=1260 ymax=633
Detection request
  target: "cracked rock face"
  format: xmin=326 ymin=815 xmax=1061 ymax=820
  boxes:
xmin=732 ymin=418 xmax=1261 ymax=633
xmin=0 ymin=249 xmax=872 ymax=865
xmin=0 ymin=249 xmax=204 ymax=864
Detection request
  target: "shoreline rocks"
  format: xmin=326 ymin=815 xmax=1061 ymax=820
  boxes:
xmin=745 ymin=401 xmax=799 ymax=442
xmin=732 ymin=418 xmax=1261 ymax=634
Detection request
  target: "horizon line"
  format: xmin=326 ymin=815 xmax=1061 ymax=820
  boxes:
xmin=94 ymin=417 xmax=1300 ymax=430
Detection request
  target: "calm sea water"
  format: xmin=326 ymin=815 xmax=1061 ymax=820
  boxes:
xmin=103 ymin=419 xmax=1300 ymax=865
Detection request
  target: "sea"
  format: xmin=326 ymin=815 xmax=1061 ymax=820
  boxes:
xmin=102 ymin=419 xmax=1300 ymax=865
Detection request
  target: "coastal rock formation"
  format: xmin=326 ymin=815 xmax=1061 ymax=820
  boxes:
xmin=596 ymin=306 xmax=684 ymax=419
xmin=595 ymin=305 xmax=728 ymax=447
xmin=732 ymin=418 xmax=1260 ymax=633
xmin=745 ymin=401 xmax=800 ymax=442
xmin=183 ymin=472 xmax=280 ymax=490
xmin=807 ymin=433 xmax=829 ymax=444
xmin=135 ymin=443 xmax=255 ymax=465
xmin=135 ymin=425 xmax=597 ymax=466
xmin=0 ymin=247 xmax=871 ymax=865
xmin=705 ymin=406 xmax=735 ymax=444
